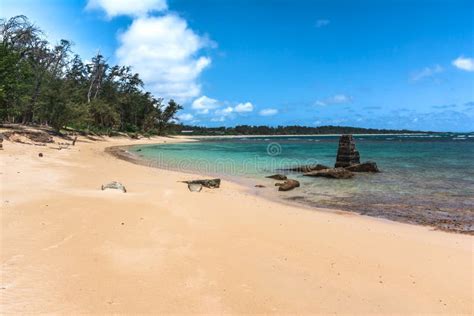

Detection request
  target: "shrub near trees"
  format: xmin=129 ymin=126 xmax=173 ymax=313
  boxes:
xmin=0 ymin=16 xmax=182 ymax=135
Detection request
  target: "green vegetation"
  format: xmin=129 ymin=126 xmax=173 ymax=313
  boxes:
xmin=0 ymin=16 xmax=182 ymax=135
xmin=169 ymin=124 xmax=427 ymax=135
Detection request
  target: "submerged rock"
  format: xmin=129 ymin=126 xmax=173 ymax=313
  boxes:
xmin=276 ymin=179 xmax=300 ymax=191
xmin=188 ymin=183 xmax=203 ymax=192
xmin=304 ymin=168 xmax=354 ymax=179
xmin=345 ymin=161 xmax=380 ymax=172
xmin=335 ymin=134 xmax=360 ymax=168
xmin=101 ymin=181 xmax=127 ymax=193
xmin=280 ymin=164 xmax=329 ymax=173
xmin=266 ymin=174 xmax=287 ymax=180
xmin=183 ymin=178 xmax=221 ymax=189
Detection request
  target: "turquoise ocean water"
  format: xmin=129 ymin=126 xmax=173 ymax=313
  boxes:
xmin=130 ymin=134 xmax=474 ymax=232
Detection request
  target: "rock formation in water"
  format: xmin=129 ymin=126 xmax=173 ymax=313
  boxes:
xmin=335 ymin=134 xmax=360 ymax=168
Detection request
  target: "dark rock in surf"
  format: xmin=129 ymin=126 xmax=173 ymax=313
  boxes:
xmin=304 ymin=168 xmax=354 ymax=179
xmin=345 ymin=161 xmax=379 ymax=173
xmin=266 ymin=174 xmax=287 ymax=181
xmin=335 ymin=134 xmax=360 ymax=168
xmin=275 ymin=179 xmax=300 ymax=191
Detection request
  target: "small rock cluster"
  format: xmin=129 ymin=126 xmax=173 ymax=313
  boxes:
xmin=265 ymin=134 xmax=380 ymax=189
xmin=275 ymin=179 xmax=300 ymax=191
xmin=300 ymin=134 xmax=380 ymax=178
xmin=265 ymin=174 xmax=300 ymax=191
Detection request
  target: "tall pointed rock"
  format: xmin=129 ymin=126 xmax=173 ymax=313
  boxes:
xmin=335 ymin=134 xmax=360 ymax=168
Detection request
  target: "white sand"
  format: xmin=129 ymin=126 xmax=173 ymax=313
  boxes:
xmin=0 ymin=135 xmax=472 ymax=314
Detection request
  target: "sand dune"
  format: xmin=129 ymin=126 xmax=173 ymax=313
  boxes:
xmin=0 ymin=135 xmax=472 ymax=314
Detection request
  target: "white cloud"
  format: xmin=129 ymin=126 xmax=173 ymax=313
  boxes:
xmin=86 ymin=0 xmax=167 ymax=18
xmin=234 ymin=102 xmax=253 ymax=112
xmin=212 ymin=102 xmax=253 ymax=121
xmin=259 ymin=108 xmax=278 ymax=116
xmin=188 ymin=93 xmax=257 ymax=122
xmin=116 ymin=14 xmax=213 ymax=103
xmin=411 ymin=64 xmax=443 ymax=81
xmin=332 ymin=95 xmax=350 ymax=103
xmin=211 ymin=106 xmax=233 ymax=122
xmin=452 ymin=56 xmax=474 ymax=72
xmin=211 ymin=116 xmax=226 ymax=122
xmin=316 ymin=19 xmax=330 ymax=28
xmin=87 ymin=0 xmax=213 ymax=102
xmin=191 ymin=95 xmax=220 ymax=114
xmin=220 ymin=106 xmax=234 ymax=114
xmin=315 ymin=94 xmax=352 ymax=106
xmin=191 ymin=97 xmax=254 ymax=121
xmin=177 ymin=113 xmax=194 ymax=121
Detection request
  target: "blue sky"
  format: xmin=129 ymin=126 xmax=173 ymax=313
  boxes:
xmin=2 ymin=0 xmax=473 ymax=131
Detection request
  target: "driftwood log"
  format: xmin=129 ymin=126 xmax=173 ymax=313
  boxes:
xmin=182 ymin=178 xmax=221 ymax=189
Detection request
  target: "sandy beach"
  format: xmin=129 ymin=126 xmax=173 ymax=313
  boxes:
xmin=0 ymin=134 xmax=472 ymax=314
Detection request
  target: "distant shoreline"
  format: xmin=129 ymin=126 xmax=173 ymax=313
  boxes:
xmin=185 ymin=132 xmax=430 ymax=138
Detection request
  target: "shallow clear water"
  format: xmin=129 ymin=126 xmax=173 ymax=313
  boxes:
xmin=130 ymin=134 xmax=474 ymax=232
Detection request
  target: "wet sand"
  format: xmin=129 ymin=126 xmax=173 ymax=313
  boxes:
xmin=0 ymin=134 xmax=472 ymax=314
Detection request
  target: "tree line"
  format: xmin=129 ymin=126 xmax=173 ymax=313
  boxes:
xmin=171 ymin=124 xmax=425 ymax=135
xmin=0 ymin=15 xmax=182 ymax=135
